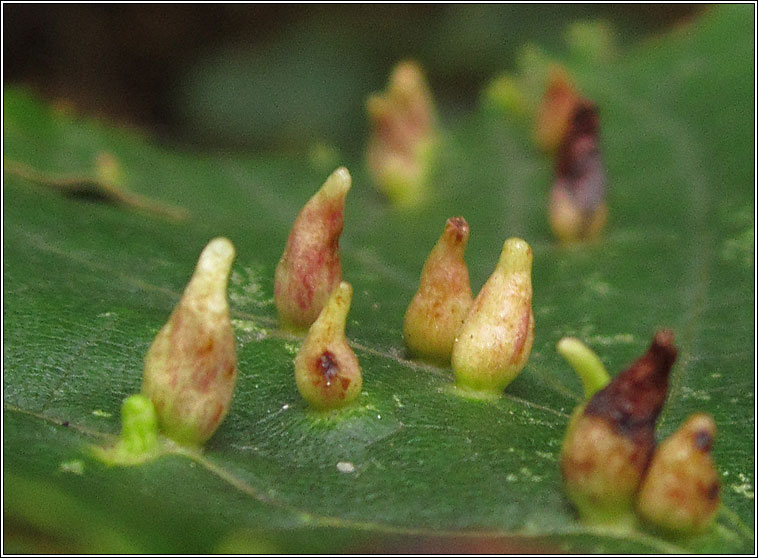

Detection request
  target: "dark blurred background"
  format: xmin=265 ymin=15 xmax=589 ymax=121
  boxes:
xmin=4 ymin=4 xmax=699 ymax=154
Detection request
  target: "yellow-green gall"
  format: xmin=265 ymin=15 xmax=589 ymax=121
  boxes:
xmin=118 ymin=394 xmax=159 ymax=455
xmin=93 ymin=394 xmax=159 ymax=466
xmin=637 ymin=413 xmax=720 ymax=534
xmin=404 ymin=217 xmax=473 ymax=364
xmin=451 ymin=238 xmax=534 ymax=393
xmin=366 ymin=60 xmax=439 ymax=208
xmin=142 ymin=237 xmax=237 ymax=446
xmin=295 ymin=282 xmax=362 ymax=410
xmin=274 ymin=167 xmax=351 ymax=331
xmin=556 ymin=337 xmax=610 ymax=399
xmin=560 ymin=330 xmax=677 ymax=525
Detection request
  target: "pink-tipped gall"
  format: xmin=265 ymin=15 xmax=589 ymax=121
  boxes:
xmin=274 ymin=167 xmax=351 ymax=330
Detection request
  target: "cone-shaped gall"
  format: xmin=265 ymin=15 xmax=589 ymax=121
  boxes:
xmin=549 ymin=101 xmax=607 ymax=242
xmin=274 ymin=167 xmax=351 ymax=330
xmin=560 ymin=330 xmax=678 ymax=525
xmin=142 ymin=237 xmax=237 ymax=446
xmin=637 ymin=413 xmax=720 ymax=534
xmin=295 ymin=282 xmax=362 ymax=410
xmin=366 ymin=60 xmax=439 ymax=208
xmin=534 ymin=66 xmax=581 ymax=154
xmin=404 ymin=217 xmax=473 ymax=364
xmin=451 ymin=238 xmax=534 ymax=393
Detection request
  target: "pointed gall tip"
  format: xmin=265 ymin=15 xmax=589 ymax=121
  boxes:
xmin=652 ymin=328 xmax=676 ymax=351
xmin=543 ymin=66 xmax=579 ymax=110
xmin=499 ymin=237 xmax=532 ymax=273
xmin=584 ymin=330 xmax=678 ymax=441
xmin=625 ymin=329 xmax=678 ymax=387
xmin=198 ymin=237 xmax=236 ymax=271
xmin=188 ymin=238 xmax=236 ymax=313
xmin=321 ymin=167 xmax=352 ymax=199
xmin=443 ymin=216 xmax=470 ymax=247
xmin=395 ymin=59 xmax=422 ymax=75
xmin=646 ymin=329 xmax=678 ymax=380
xmin=685 ymin=413 xmax=717 ymax=452
xmin=392 ymin=60 xmax=424 ymax=89
xmin=295 ymin=280 xmax=361 ymax=410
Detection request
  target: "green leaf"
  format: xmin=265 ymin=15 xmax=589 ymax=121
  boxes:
xmin=3 ymin=6 xmax=753 ymax=553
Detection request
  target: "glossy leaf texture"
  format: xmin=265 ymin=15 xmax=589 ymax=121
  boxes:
xmin=3 ymin=6 xmax=754 ymax=553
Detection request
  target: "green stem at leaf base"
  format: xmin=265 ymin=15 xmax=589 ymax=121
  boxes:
xmin=556 ymin=337 xmax=610 ymax=399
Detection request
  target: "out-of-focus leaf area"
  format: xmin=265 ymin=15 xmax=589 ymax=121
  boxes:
xmin=3 ymin=4 xmax=755 ymax=554
xmin=6 ymin=4 xmax=696 ymax=153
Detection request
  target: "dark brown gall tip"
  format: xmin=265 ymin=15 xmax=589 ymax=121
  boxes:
xmin=584 ymin=330 xmax=677 ymax=444
xmin=556 ymin=102 xmax=602 ymax=186
xmin=549 ymin=98 xmax=607 ymax=242
xmin=446 ymin=216 xmax=469 ymax=244
xmin=568 ymin=102 xmax=599 ymax=138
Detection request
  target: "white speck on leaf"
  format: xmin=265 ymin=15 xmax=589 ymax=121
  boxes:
xmin=231 ymin=319 xmax=268 ymax=342
xmin=587 ymin=333 xmax=635 ymax=346
xmin=336 ymin=461 xmax=355 ymax=473
xmin=731 ymin=482 xmax=754 ymax=499
xmin=681 ymin=386 xmax=711 ymax=402
xmin=59 ymin=460 xmax=84 ymax=475
xmin=229 ymin=266 xmax=273 ymax=309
